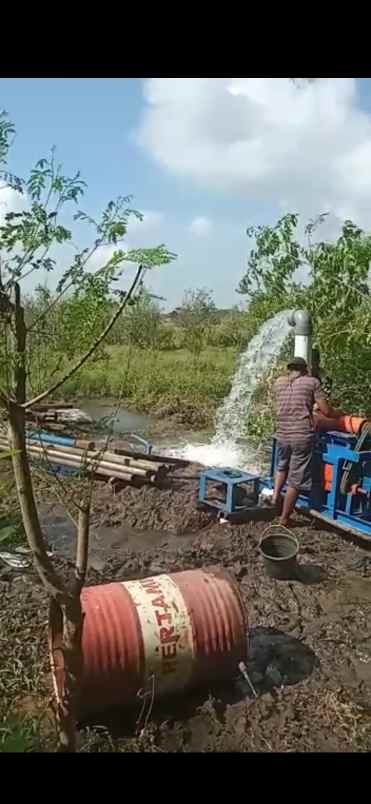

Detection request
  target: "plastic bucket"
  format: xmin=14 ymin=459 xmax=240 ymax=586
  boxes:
xmin=259 ymin=532 xmax=299 ymax=581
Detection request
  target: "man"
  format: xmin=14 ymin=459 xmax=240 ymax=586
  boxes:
xmin=272 ymin=356 xmax=332 ymax=526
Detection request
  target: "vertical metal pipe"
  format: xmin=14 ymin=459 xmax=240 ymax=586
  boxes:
xmin=287 ymin=310 xmax=312 ymax=363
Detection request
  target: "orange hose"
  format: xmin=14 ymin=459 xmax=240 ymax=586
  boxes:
xmin=314 ymin=413 xmax=368 ymax=435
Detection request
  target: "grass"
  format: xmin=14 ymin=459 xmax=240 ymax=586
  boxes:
xmin=60 ymin=346 xmax=239 ymax=426
xmin=0 ymin=714 xmax=47 ymax=752
xmin=0 ymin=463 xmax=26 ymax=549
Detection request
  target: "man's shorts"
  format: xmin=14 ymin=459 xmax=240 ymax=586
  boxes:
xmin=276 ymin=437 xmax=314 ymax=492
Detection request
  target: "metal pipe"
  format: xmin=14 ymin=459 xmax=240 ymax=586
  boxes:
xmin=287 ymin=309 xmax=312 ymax=363
xmin=26 ymin=431 xmax=95 ymax=450
xmin=27 ymin=431 xmax=75 ymax=448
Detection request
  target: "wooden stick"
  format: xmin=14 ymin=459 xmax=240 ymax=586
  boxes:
xmin=31 ymin=404 xmax=74 ymax=412
xmin=113 ymin=446 xmax=189 ymax=467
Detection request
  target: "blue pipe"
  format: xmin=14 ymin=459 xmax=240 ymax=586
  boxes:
xmin=27 ymin=431 xmax=75 ymax=447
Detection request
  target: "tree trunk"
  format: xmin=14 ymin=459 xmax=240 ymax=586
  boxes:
xmin=8 ymin=284 xmax=85 ymax=751
xmin=8 ymin=401 xmax=64 ymax=598
xmin=9 ymin=399 xmax=87 ymax=751
xmin=49 ymin=595 xmax=83 ymax=753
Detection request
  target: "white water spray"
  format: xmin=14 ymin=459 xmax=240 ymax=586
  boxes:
xmin=170 ymin=310 xmax=293 ymax=471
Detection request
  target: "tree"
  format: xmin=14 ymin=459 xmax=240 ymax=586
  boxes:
xmin=0 ymin=111 xmax=176 ymax=751
xmin=238 ymin=213 xmax=302 ymax=302
xmin=119 ymin=288 xmax=162 ymax=350
xmin=238 ymin=212 xmax=371 ymax=418
xmin=177 ymin=288 xmax=216 ymax=357
xmin=208 ymin=307 xmax=247 ymax=349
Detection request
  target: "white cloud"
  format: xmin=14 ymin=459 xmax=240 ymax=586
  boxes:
xmin=0 ymin=186 xmax=24 ymax=223
xmin=189 ymin=216 xmax=212 ymax=236
xmin=137 ymin=78 xmax=371 ymax=226
xmin=86 ymin=208 xmax=164 ymax=273
xmin=126 ymin=209 xmax=164 ymax=235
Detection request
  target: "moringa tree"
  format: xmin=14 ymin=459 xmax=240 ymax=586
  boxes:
xmin=177 ymin=287 xmax=216 ymax=357
xmin=238 ymin=212 xmax=371 ymax=415
xmin=0 ymin=111 xmax=176 ymax=751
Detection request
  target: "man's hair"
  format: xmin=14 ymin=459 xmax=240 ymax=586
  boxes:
xmin=287 ymin=356 xmax=308 ymax=374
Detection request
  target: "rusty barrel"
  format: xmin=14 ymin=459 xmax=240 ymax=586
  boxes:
xmin=49 ymin=568 xmax=248 ymax=718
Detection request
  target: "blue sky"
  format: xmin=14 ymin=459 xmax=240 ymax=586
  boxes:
xmin=1 ymin=78 xmax=371 ymax=308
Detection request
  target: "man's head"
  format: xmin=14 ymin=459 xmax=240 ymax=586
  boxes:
xmin=287 ymin=356 xmax=308 ymax=375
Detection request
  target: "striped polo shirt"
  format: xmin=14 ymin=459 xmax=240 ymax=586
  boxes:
xmin=274 ymin=374 xmax=326 ymax=441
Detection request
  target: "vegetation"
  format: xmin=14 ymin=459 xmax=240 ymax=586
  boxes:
xmin=19 ymin=285 xmax=246 ymax=426
xmin=15 ymin=211 xmax=371 ymax=439
xmin=0 ymin=110 xmax=175 ymax=752
xmin=237 ymin=212 xmax=371 ymax=439
xmin=63 ymin=345 xmax=237 ymax=425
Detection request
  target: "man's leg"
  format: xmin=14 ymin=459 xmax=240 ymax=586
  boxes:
xmin=279 ymin=486 xmax=299 ymax=526
xmin=273 ymin=442 xmax=290 ymax=509
xmin=273 ymin=470 xmax=287 ymax=507
xmin=279 ymin=438 xmax=314 ymax=527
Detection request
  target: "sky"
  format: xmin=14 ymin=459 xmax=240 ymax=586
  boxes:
xmin=1 ymin=77 xmax=371 ymax=309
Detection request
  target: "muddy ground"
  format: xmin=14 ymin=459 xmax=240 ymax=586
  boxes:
xmin=1 ymin=464 xmax=371 ymax=752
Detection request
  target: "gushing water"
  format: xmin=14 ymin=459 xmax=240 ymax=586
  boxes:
xmin=214 ymin=309 xmax=292 ymax=444
xmin=171 ymin=310 xmax=293 ymax=471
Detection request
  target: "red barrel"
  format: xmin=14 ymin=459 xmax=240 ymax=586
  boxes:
xmin=49 ymin=568 xmax=248 ymax=717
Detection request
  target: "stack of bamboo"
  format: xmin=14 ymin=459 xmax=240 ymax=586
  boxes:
xmin=0 ymin=434 xmax=168 ymax=485
xmin=27 ymin=403 xmax=92 ymax=426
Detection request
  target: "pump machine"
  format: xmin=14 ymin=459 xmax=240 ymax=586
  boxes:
xmin=198 ymin=311 xmax=371 ymax=540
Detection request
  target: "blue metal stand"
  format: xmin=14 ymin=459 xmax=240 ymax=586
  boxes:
xmin=199 ymin=467 xmax=260 ymax=514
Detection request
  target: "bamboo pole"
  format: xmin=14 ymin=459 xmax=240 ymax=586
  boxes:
xmin=0 ymin=441 xmax=140 ymax=483
xmin=0 ymin=439 xmax=151 ymax=479
xmin=33 ymin=453 xmax=137 ymax=483
xmin=5 ymin=440 xmax=150 ymax=477
xmin=23 ymin=440 xmax=162 ymax=473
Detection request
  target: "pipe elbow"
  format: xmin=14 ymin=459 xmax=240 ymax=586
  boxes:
xmin=287 ymin=309 xmax=312 ymax=336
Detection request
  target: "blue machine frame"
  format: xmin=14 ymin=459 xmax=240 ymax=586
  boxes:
xmin=262 ymin=431 xmax=371 ymax=539
xmin=197 ymin=430 xmax=371 ymax=539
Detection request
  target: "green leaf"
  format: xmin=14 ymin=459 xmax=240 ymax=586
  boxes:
xmin=0 ymin=526 xmax=18 ymax=543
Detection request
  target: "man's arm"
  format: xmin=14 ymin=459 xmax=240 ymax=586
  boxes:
xmin=316 ymin=397 xmax=333 ymax=417
xmin=313 ymin=378 xmax=338 ymax=418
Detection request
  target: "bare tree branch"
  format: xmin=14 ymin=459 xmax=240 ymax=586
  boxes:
xmin=74 ymin=493 xmax=91 ymax=595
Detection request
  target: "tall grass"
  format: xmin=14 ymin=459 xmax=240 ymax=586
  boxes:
xmin=61 ymin=346 xmax=239 ymax=425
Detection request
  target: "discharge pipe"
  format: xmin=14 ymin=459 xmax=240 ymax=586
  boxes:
xmin=287 ymin=309 xmax=312 ymax=364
